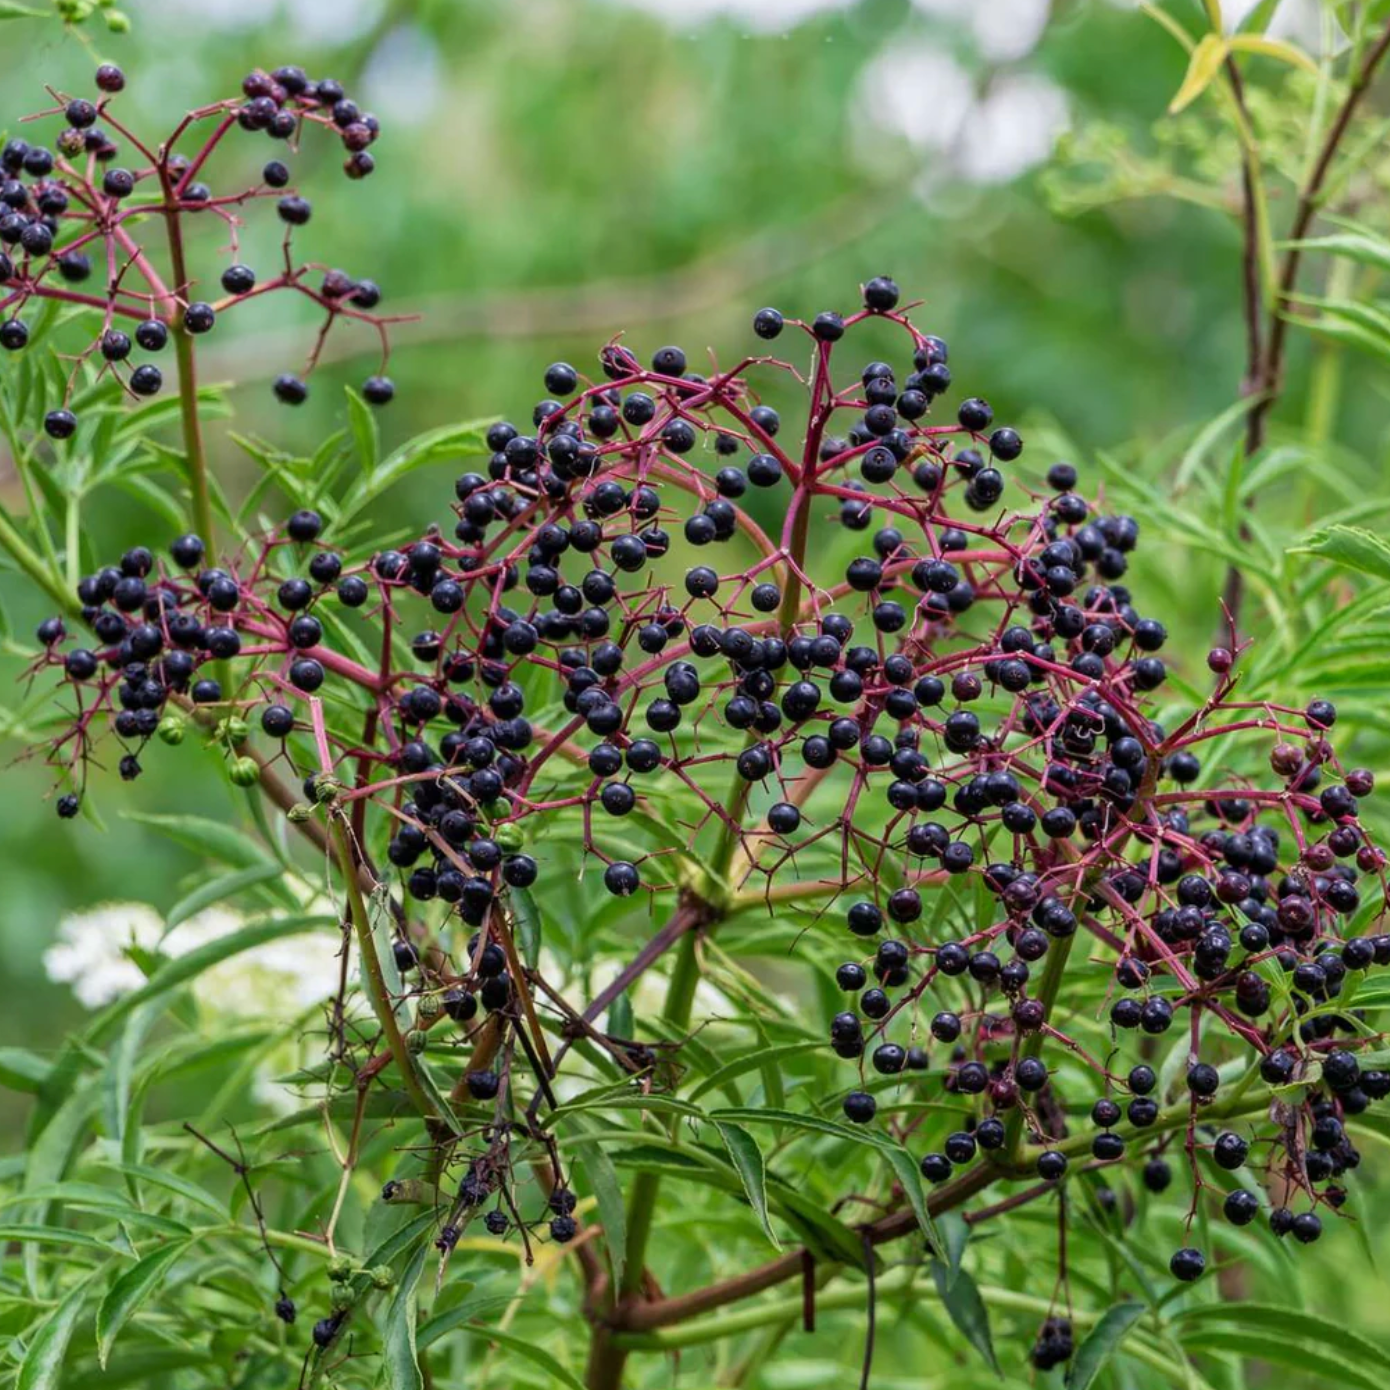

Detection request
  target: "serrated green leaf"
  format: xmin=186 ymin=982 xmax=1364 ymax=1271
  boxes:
xmin=930 ymin=1257 xmax=1000 ymax=1375
xmin=714 ymin=1120 xmax=779 ymax=1250
xmin=383 ymin=1236 xmax=430 ymax=1390
xmin=1176 ymin=1325 xmax=1381 ymax=1390
xmin=1279 ymin=233 xmax=1390 ymax=274
xmin=570 ymin=1123 xmax=628 ymax=1285
xmin=18 ymin=1274 xmax=95 ymax=1390
xmin=96 ymin=1239 xmax=191 ymax=1368
xmin=1068 ymin=1300 xmax=1146 ymax=1389
xmin=511 ymin=886 xmax=542 ymax=970
xmin=0 ymin=1224 xmax=118 ymax=1252
xmin=465 ymin=1323 xmax=586 ymax=1389
xmin=119 ymin=812 xmax=273 ymax=870
xmin=1173 ymin=1302 xmax=1390 ymax=1376
xmin=165 ymin=863 xmax=291 ymax=929
xmin=345 ymin=386 xmax=380 ymax=473
xmin=1291 ymin=525 xmax=1390 ymax=583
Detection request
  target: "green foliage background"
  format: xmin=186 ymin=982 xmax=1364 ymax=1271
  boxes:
xmin=3 ymin=1 xmax=1390 ymax=1387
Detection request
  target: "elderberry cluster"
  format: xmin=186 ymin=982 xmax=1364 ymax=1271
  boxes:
xmin=0 ymin=63 xmax=396 ymax=440
xmin=27 ymin=274 xmax=1388 ymax=1319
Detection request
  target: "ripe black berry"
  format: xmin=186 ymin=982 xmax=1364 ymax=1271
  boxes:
xmin=130 ymin=364 xmax=163 ymax=396
xmin=362 ymin=375 xmax=395 ymax=406
xmin=1169 ymin=1248 xmax=1205 ymax=1281
xmin=273 ymin=373 xmax=308 ymax=405
xmin=135 ymin=320 xmax=168 ymax=352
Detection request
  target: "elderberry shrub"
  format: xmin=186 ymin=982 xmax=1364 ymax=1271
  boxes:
xmin=0 ymin=65 xmax=398 ymax=438
xmin=25 ymin=272 xmax=1389 ymax=1365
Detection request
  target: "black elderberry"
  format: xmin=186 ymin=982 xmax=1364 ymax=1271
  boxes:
xmin=843 ymin=1091 xmax=876 ymax=1124
xmin=130 ymin=364 xmax=163 ymax=396
xmin=1169 ymin=1248 xmax=1205 ymax=1281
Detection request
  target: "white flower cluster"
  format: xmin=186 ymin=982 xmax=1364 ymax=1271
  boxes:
xmin=44 ymin=900 xmax=342 ymax=1013
xmin=44 ymin=900 xmax=345 ymax=1111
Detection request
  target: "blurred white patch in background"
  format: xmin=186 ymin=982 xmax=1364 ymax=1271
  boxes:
xmin=601 ymin=0 xmax=850 ymax=30
xmin=361 ymin=25 xmax=444 ymax=126
xmin=910 ymin=0 xmax=1051 ymax=63
xmin=44 ymin=899 xmax=343 ymax=1110
xmin=1104 ymin=0 xmax=1324 ymax=45
xmin=150 ymin=0 xmax=382 ymax=43
xmin=855 ymin=44 xmax=1068 ymax=187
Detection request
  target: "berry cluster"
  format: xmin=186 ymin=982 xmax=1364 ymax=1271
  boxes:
xmin=26 ymin=271 xmax=1388 ymax=1358
xmin=1 ymin=63 xmax=398 ymax=440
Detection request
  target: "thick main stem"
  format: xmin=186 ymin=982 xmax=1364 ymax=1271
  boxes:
xmin=158 ymin=171 xmax=217 ymax=552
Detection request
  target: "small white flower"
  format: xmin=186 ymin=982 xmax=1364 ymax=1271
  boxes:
xmin=43 ymin=902 xmax=163 ymax=1008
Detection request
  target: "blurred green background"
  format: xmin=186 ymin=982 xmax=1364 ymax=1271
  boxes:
xmin=3 ymin=0 xmax=1389 ymax=1375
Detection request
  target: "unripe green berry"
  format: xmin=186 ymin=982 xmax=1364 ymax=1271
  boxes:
xmin=228 ymin=756 xmax=260 ymax=788
xmin=494 ymin=822 xmax=524 ymax=852
xmin=219 ymin=715 xmax=249 ymax=746
xmin=370 ymin=1265 xmax=395 ymax=1289
xmin=406 ymin=1029 xmax=428 ymax=1055
xmin=157 ymin=715 xmax=186 ymax=746
xmin=287 ymin=803 xmax=315 ymax=822
xmin=418 ymin=993 xmax=442 ymax=1021
xmin=330 ymin=1282 xmax=356 ymax=1313
xmin=326 ymin=1254 xmax=354 ymax=1282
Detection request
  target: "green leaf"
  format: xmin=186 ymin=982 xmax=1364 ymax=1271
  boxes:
xmin=708 ymin=1106 xmax=936 ymax=1247
xmin=165 ymin=862 xmax=290 ymax=929
xmin=119 ymin=812 xmax=274 ymax=870
xmin=0 ymin=1048 xmax=53 ymax=1094
xmin=1226 ymin=34 xmax=1318 ymax=72
xmin=938 ymin=1210 xmax=969 ymax=1287
xmin=336 ymin=419 xmax=492 ymax=526
xmin=1174 ymin=395 xmax=1259 ymax=493
xmin=345 ymin=386 xmax=380 ymax=473
xmin=96 ymin=1240 xmax=191 ymax=1368
xmin=688 ymin=1042 xmax=822 ymax=1101
xmin=1169 ymin=34 xmax=1229 ymax=113
xmin=607 ymin=991 xmax=634 ymax=1040
xmin=1278 ymin=233 xmax=1390 ymax=275
xmin=1068 ymin=1300 xmax=1147 ymax=1389
xmin=570 ymin=1123 xmax=628 ymax=1285
xmin=1176 ymin=1325 xmax=1381 ymax=1390
xmin=881 ymin=1144 xmax=939 ymax=1255
xmin=714 ymin=1121 xmax=779 ymax=1250
xmin=930 ymin=1257 xmax=1000 ymax=1375
xmin=0 ymin=1224 xmax=118 ymax=1252
xmin=18 ymin=1274 xmax=95 ymax=1390
xmin=1291 ymin=525 xmax=1390 ymax=583
xmin=512 ymin=886 xmax=542 ymax=970
xmin=1172 ymin=1303 xmax=1390 ymax=1377
xmin=464 ymin=1323 xmax=586 ymax=1390
xmin=382 ymin=1236 xmax=430 ymax=1390
xmin=98 ymin=1163 xmax=226 ymax=1218
xmin=1236 ymin=0 xmax=1281 ymax=32
xmin=0 ymin=2 xmax=47 ymax=16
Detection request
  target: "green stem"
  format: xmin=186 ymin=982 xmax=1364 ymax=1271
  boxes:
xmin=202 ymin=1222 xmax=351 ymax=1262
xmin=157 ymin=172 xmax=216 ymax=552
xmin=618 ymin=931 xmax=701 ymax=1298
xmin=328 ymin=814 xmax=437 ymax=1122
xmin=0 ymin=508 xmax=80 ymax=616
xmin=607 ymin=1267 xmax=1176 ymax=1387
